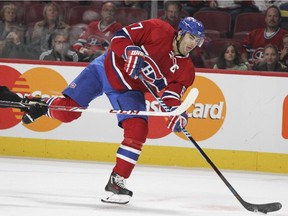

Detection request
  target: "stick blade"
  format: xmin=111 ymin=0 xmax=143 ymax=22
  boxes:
xmin=243 ymin=201 xmax=282 ymax=214
xmin=170 ymin=88 xmax=199 ymax=115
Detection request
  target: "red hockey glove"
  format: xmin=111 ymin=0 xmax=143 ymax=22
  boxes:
xmin=124 ymin=45 xmax=145 ymax=79
xmin=21 ymin=96 xmax=48 ymax=124
xmin=167 ymin=107 xmax=188 ymax=132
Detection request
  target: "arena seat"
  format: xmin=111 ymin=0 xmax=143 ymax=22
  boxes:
xmin=233 ymin=12 xmax=266 ymax=41
xmin=157 ymin=8 xmax=189 ymax=18
xmin=66 ymin=6 xmax=101 ymax=25
xmin=115 ymin=7 xmax=148 ymax=26
xmin=193 ymin=10 xmax=232 ymax=38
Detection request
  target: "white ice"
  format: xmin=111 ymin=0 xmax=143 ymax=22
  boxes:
xmin=0 ymin=157 xmax=287 ymax=216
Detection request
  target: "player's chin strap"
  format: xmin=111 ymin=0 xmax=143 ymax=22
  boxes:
xmin=138 ymin=75 xmax=282 ymax=214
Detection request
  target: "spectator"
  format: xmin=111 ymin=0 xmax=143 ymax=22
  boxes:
xmin=30 ymin=2 xmax=70 ymax=59
xmin=241 ymin=5 xmax=288 ymax=69
xmin=252 ymin=43 xmax=288 ymax=72
xmin=0 ymin=3 xmax=26 ymax=56
xmin=82 ymin=10 xmax=100 ymax=24
xmin=39 ymin=30 xmax=78 ymax=62
xmin=159 ymin=1 xmax=183 ymax=30
xmin=71 ymin=1 xmax=122 ymax=62
xmin=280 ymin=33 xmax=288 ymax=66
xmin=213 ymin=42 xmax=248 ymax=70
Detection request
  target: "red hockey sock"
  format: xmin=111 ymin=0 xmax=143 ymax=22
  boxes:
xmin=46 ymin=97 xmax=82 ymax=123
xmin=113 ymin=118 xmax=148 ymax=178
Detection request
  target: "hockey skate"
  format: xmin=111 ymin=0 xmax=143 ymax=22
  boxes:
xmin=101 ymin=172 xmax=133 ymax=204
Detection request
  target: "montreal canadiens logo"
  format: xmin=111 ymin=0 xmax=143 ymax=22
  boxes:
xmin=141 ymin=55 xmax=163 ymax=81
xmin=252 ymin=47 xmax=264 ymax=60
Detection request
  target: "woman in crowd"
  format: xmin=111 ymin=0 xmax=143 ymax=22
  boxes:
xmin=253 ymin=43 xmax=288 ymax=72
xmin=213 ymin=43 xmax=248 ymax=70
xmin=30 ymin=2 xmax=70 ymax=58
xmin=0 ymin=3 xmax=26 ymax=56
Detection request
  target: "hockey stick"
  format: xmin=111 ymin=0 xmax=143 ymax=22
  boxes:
xmin=139 ymin=76 xmax=282 ymax=214
xmin=0 ymin=88 xmax=198 ymax=117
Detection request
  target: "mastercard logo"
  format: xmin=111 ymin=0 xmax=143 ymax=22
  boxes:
xmin=146 ymin=76 xmax=226 ymax=141
xmin=0 ymin=65 xmax=67 ymax=132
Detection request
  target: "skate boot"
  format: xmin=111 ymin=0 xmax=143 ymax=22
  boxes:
xmin=101 ymin=172 xmax=133 ymax=204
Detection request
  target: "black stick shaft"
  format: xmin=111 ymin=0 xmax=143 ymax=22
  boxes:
xmin=140 ymin=77 xmax=282 ymax=213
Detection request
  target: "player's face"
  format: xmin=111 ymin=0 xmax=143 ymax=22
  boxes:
xmin=178 ymin=33 xmax=200 ymax=55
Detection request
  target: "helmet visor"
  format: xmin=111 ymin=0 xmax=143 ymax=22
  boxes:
xmin=195 ymin=36 xmax=204 ymax=47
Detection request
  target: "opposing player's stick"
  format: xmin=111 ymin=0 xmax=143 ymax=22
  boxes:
xmin=0 ymin=88 xmax=198 ymax=117
xmin=139 ymin=76 xmax=282 ymax=214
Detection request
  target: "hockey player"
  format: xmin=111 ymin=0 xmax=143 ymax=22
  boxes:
xmin=0 ymin=85 xmax=48 ymax=124
xmin=28 ymin=17 xmax=205 ymax=204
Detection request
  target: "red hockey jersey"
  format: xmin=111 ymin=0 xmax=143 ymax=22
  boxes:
xmin=104 ymin=19 xmax=195 ymax=107
xmin=242 ymin=27 xmax=288 ymax=62
xmin=72 ymin=20 xmax=122 ymax=52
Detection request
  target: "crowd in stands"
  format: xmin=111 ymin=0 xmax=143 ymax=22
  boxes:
xmin=0 ymin=0 xmax=288 ymax=73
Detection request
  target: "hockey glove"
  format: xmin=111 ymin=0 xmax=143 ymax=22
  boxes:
xmin=167 ymin=107 xmax=188 ymax=132
xmin=21 ymin=96 xmax=48 ymax=124
xmin=124 ymin=45 xmax=145 ymax=79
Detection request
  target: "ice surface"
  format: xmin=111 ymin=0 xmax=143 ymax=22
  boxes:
xmin=0 ymin=157 xmax=287 ymax=216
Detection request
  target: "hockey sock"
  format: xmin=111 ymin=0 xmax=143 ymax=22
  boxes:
xmin=46 ymin=97 xmax=82 ymax=122
xmin=113 ymin=118 xmax=148 ymax=178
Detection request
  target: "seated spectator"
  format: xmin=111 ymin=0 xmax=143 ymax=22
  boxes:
xmin=30 ymin=2 xmax=70 ymax=59
xmin=0 ymin=3 xmax=26 ymax=56
xmin=159 ymin=1 xmax=183 ymax=30
xmin=241 ymin=5 xmax=288 ymax=69
xmin=71 ymin=1 xmax=122 ymax=62
xmin=39 ymin=30 xmax=78 ymax=62
xmin=213 ymin=42 xmax=248 ymax=70
xmin=252 ymin=43 xmax=288 ymax=72
xmin=82 ymin=10 xmax=100 ymax=24
xmin=280 ymin=33 xmax=288 ymax=66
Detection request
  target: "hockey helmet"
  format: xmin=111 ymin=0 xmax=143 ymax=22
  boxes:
xmin=178 ymin=17 xmax=205 ymax=47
